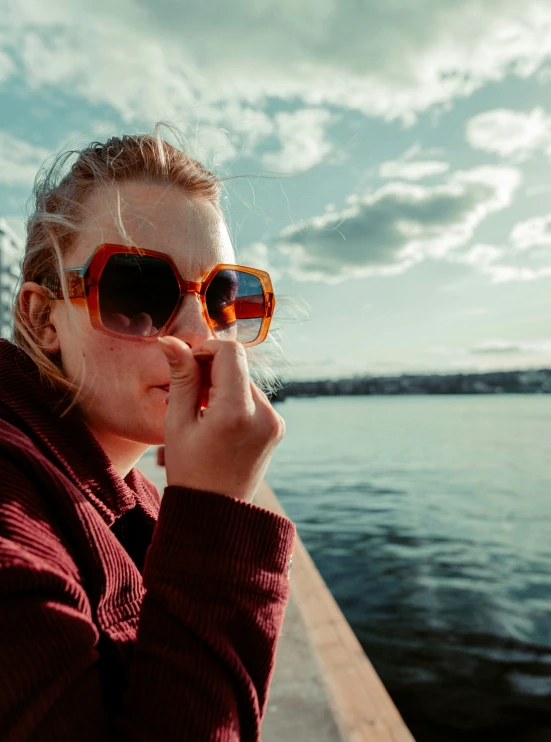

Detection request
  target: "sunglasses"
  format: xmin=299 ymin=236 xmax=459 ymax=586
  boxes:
xmin=39 ymin=243 xmax=276 ymax=347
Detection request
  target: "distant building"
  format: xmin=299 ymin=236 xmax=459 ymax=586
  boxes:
xmin=0 ymin=220 xmax=22 ymax=340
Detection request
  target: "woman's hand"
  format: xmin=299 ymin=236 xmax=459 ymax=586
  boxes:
xmin=158 ymin=336 xmax=285 ymax=502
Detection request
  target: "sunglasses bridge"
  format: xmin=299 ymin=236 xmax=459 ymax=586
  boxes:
xmin=180 ymin=281 xmax=203 ymax=295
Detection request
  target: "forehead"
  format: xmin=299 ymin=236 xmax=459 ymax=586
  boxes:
xmin=70 ymin=181 xmax=234 ymax=278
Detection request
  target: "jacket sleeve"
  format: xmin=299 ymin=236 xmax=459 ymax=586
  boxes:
xmin=116 ymin=486 xmax=295 ymax=741
xmin=0 ymin=458 xmax=296 ymax=742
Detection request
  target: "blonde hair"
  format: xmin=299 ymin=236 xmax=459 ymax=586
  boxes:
xmin=12 ymin=127 xmax=287 ymax=401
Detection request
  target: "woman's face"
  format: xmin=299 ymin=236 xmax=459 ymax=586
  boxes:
xmin=50 ymin=181 xmax=235 ymax=449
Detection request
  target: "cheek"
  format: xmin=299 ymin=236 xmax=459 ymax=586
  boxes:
xmin=55 ymin=304 xmax=92 ymax=377
xmin=55 ymin=304 xmax=167 ymax=405
xmin=83 ymin=339 xmax=139 ymax=389
xmin=56 ymin=305 xmax=133 ymax=389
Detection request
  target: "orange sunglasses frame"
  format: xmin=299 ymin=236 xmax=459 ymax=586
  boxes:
xmin=39 ymin=243 xmax=276 ymax=347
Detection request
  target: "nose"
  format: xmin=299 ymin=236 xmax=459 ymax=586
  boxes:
xmin=164 ymin=292 xmax=214 ymax=348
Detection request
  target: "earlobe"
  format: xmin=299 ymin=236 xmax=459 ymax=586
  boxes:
xmin=19 ymin=281 xmax=61 ymax=353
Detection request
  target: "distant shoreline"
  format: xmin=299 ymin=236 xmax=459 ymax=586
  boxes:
xmin=271 ymin=368 xmax=551 ymax=401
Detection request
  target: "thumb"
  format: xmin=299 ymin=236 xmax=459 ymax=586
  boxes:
xmin=158 ymin=336 xmax=200 ymax=417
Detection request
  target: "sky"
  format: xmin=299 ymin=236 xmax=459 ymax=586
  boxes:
xmin=2 ymin=1 xmax=551 ymax=380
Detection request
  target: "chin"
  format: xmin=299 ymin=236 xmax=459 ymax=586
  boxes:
xmin=129 ymin=407 xmax=166 ymax=446
xmin=117 ymin=419 xmax=165 ymax=447
xmin=130 ymin=428 xmax=165 ymax=446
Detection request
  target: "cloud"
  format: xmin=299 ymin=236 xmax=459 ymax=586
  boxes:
xmin=184 ymin=126 xmax=238 ymax=168
xmin=262 ymin=109 xmax=333 ymax=173
xmin=0 ymin=50 xmax=14 ymax=83
xmin=468 ymin=248 xmax=551 ymax=283
xmin=453 ymin=243 xmax=505 ymax=267
xmin=378 ymin=145 xmax=450 ymax=181
xmin=175 ymin=102 xmax=275 ymax=164
xmin=465 ymin=107 xmax=551 ymax=161
xmin=471 ymin=339 xmax=551 ymax=354
xmin=510 ymin=214 xmax=551 ymax=250
xmin=276 ymin=166 xmax=521 ymax=282
xmin=218 ymin=104 xmax=275 ymax=153
xmin=378 ymin=159 xmax=450 ymax=181
xmin=483 ymin=263 xmax=551 ymax=282
xmin=237 ymin=242 xmax=283 ymax=283
xmin=19 ymin=25 xmax=196 ymax=123
xmin=458 ymin=212 xmax=551 ymax=283
xmin=3 ymin=0 xmax=551 ymax=126
xmin=0 ymin=132 xmax=50 ymax=186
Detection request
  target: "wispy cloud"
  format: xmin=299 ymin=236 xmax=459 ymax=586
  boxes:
xmin=262 ymin=108 xmax=333 ymax=173
xmin=466 ymin=107 xmax=551 ymax=161
xmin=0 ymin=50 xmax=15 ymax=83
xmin=510 ymin=214 xmax=551 ymax=250
xmin=484 ymin=263 xmax=551 ymax=282
xmin=0 ymin=132 xmax=50 ymax=186
xmin=456 ymin=212 xmax=551 ymax=282
xmin=378 ymin=159 xmax=450 ymax=181
xmin=276 ymin=167 xmax=521 ymax=282
xmin=183 ymin=127 xmax=238 ymax=168
xmin=471 ymin=339 xmax=551 ymax=354
xmin=237 ymin=242 xmax=283 ymax=283
xmin=454 ymin=243 xmax=505 ymax=268
xmin=378 ymin=145 xmax=449 ymax=181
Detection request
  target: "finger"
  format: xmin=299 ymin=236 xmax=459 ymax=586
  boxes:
xmin=158 ymin=336 xmax=201 ymax=419
xmin=191 ymin=339 xmax=253 ymax=410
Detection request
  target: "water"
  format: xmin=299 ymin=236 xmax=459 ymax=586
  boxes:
xmin=265 ymin=395 xmax=551 ymax=742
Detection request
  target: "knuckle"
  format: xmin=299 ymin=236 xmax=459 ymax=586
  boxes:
xmin=170 ymin=367 xmax=196 ymax=385
xmin=275 ymin=413 xmax=286 ymax=440
xmin=168 ymin=373 xmax=190 ymax=387
xmin=234 ymin=345 xmax=249 ymax=366
xmin=226 ymin=339 xmax=247 ymax=358
xmin=261 ymin=408 xmax=286 ymax=441
xmin=204 ymin=339 xmax=248 ymax=367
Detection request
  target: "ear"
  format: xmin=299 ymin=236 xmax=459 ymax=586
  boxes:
xmin=19 ymin=282 xmax=60 ymax=353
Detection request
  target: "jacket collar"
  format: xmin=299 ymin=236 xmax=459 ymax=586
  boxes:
xmin=0 ymin=339 xmax=159 ymax=526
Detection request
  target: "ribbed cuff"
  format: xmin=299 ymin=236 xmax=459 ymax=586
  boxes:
xmin=143 ymin=486 xmax=296 ymax=596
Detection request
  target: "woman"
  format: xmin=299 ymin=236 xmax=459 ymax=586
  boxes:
xmin=0 ymin=133 xmax=295 ymax=741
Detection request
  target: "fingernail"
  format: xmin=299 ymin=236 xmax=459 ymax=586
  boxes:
xmin=158 ymin=337 xmax=178 ymax=364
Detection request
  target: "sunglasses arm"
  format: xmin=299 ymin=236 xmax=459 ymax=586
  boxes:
xmin=39 ymin=269 xmax=87 ymax=300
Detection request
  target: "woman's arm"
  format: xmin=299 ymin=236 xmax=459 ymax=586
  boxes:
xmin=117 ymin=486 xmax=295 ymax=740
xmin=0 ymin=458 xmax=295 ymax=741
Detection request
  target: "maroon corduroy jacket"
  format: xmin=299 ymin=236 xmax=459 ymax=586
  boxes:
xmin=0 ymin=339 xmax=295 ymax=741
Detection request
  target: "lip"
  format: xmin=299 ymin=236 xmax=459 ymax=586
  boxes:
xmin=155 ymin=384 xmax=170 ymax=392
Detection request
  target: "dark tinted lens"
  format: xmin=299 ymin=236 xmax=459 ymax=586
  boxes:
xmin=98 ymin=254 xmax=180 ymax=337
xmin=206 ymin=269 xmax=265 ymax=343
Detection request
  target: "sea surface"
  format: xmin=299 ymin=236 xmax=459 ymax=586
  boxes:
xmin=265 ymin=395 xmax=551 ymax=742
